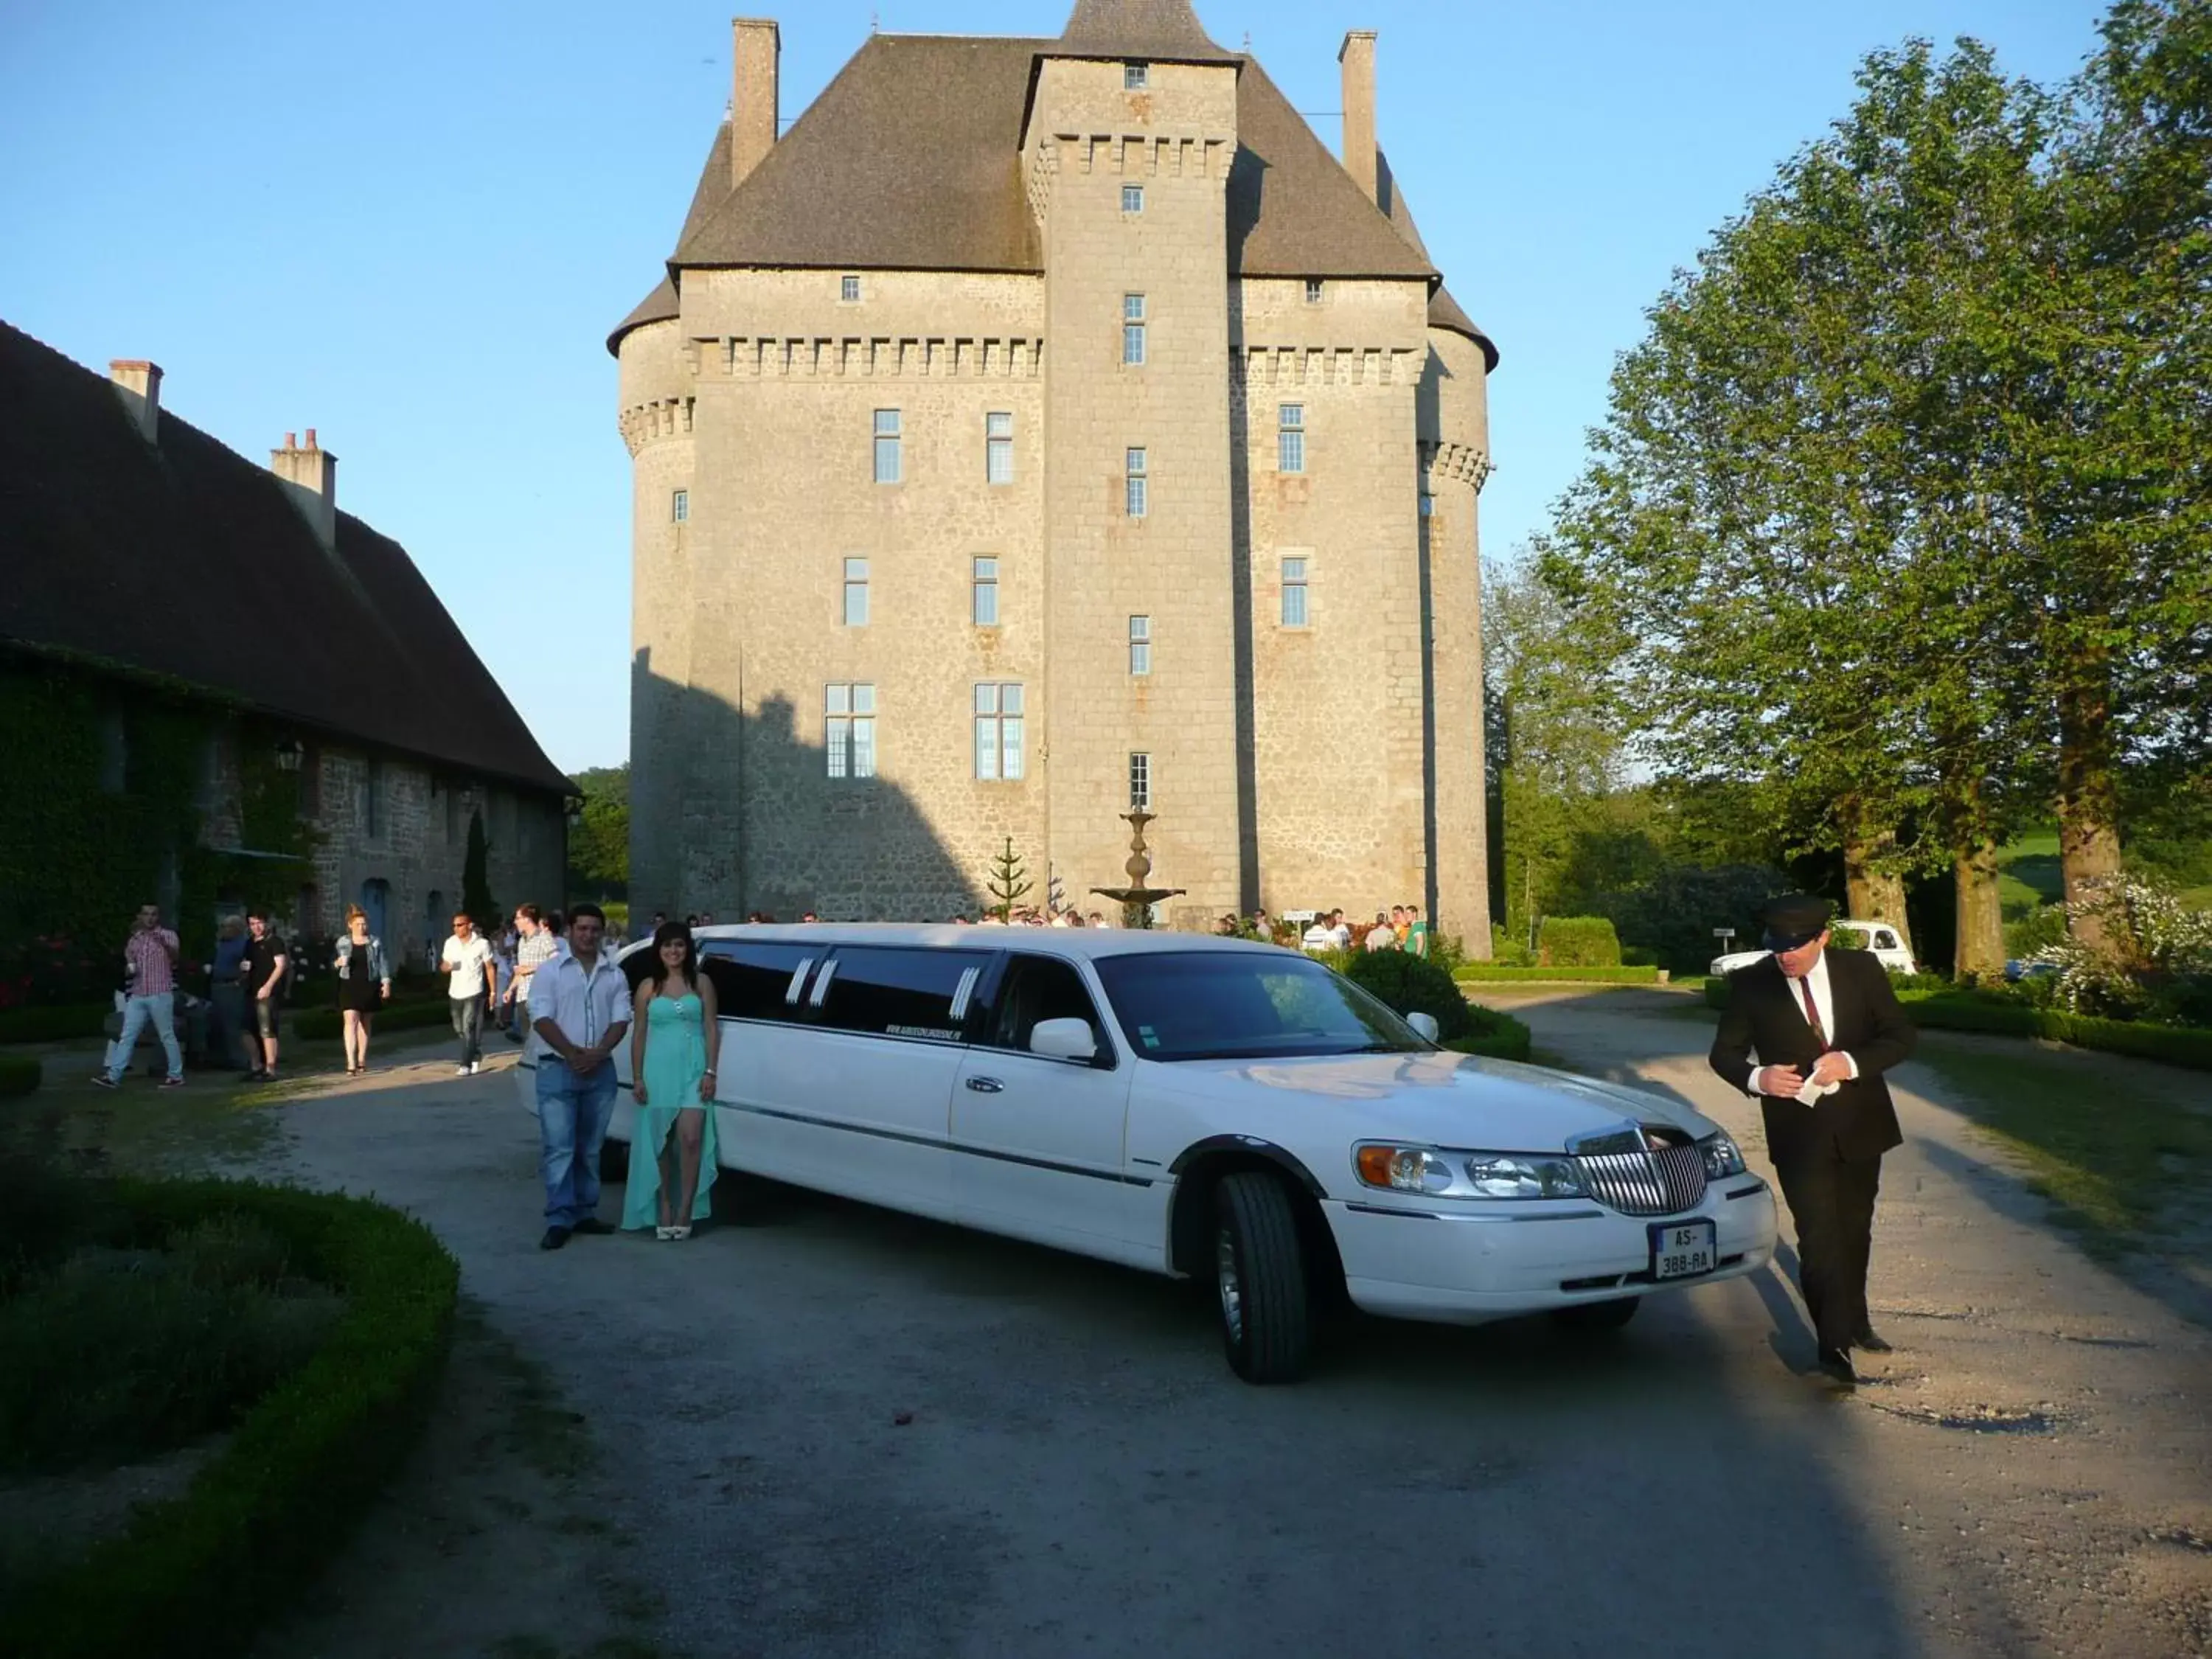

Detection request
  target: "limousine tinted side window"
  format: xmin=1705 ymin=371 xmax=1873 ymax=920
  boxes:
xmin=700 ymin=939 xmax=816 ymax=1021
xmin=981 ymin=954 xmax=1110 ymax=1061
xmin=815 ymin=946 xmax=991 ymax=1042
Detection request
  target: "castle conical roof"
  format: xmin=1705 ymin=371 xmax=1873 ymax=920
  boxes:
xmin=1055 ymin=0 xmax=1234 ymax=62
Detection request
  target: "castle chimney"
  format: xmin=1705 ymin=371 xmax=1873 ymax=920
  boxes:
xmin=109 ymin=360 xmax=164 ymax=444
xmin=270 ymin=428 xmax=338 ymax=551
xmin=1338 ymin=29 xmax=1378 ymax=206
xmin=731 ymin=18 xmax=781 ymax=189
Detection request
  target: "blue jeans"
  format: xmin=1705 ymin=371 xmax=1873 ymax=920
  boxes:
xmin=106 ymin=992 xmax=183 ymax=1082
xmin=535 ymin=1057 xmax=616 ymax=1229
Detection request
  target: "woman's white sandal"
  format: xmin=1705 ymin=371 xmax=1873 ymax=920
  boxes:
xmin=654 ymin=1225 xmax=676 ymax=1241
xmin=669 ymin=1225 xmax=692 ymax=1241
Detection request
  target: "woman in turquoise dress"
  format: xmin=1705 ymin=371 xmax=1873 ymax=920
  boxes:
xmin=623 ymin=922 xmax=721 ymax=1239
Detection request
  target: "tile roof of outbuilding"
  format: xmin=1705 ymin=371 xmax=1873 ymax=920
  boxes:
xmin=0 ymin=319 xmax=571 ymax=796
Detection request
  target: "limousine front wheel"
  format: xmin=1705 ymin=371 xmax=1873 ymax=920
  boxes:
xmin=1214 ymin=1172 xmax=1312 ymax=1384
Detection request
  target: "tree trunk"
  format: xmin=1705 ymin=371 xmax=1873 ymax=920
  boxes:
xmin=1842 ymin=822 xmax=1913 ymax=953
xmin=2056 ymin=675 xmax=2124 ymax=953
xmin=1953 ymin=840 xmax=2006 ymax=984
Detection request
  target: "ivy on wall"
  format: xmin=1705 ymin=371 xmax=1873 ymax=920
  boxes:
xmin=0 ymin=656 xmax=314 ymax=1004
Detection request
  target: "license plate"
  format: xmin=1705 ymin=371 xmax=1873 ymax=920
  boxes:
xmin=1649 ymin=1220 xmax=1717 ymax=1281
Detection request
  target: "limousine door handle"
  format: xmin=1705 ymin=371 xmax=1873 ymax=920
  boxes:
xmin=965 ymin=1076 xmax=1005 ymax=1094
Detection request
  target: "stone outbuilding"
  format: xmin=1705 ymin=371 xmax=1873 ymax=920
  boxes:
xmin=616 ymin=0 xmax=1496 ymax=945
xmin=0 ymin=320 xmax=571 ymax=974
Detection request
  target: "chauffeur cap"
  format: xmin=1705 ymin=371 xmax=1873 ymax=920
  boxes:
xmin=1761 ymin=893 xmax=1834 ymax=951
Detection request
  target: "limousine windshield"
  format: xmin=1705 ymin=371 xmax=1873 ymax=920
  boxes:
xmin=1093 ymin=950 xmax=1432 ymax=1061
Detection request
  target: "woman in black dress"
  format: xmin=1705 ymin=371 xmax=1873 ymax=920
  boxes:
xmin=333 ymin=904 xmax=392 ymax=1075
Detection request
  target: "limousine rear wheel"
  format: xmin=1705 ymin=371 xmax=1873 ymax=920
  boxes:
xmin=1214 ymin=1172 xmax=1312 ymax=1384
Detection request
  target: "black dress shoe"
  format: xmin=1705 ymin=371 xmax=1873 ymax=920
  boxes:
xmin=538 ymin=1226 xmax=571 ymax=1251
xmin=1815 ymin=1347 xmax=1858 ymax=1388
xmin=570 ymin=1217 xmax=613 ymax=1236
xmin=1854 ymin=1328 xmax=1893 ymax=1353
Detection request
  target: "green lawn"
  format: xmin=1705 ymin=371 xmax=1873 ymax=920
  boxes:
xmin=1910 ymin=1034 xmax=2212 ymax=1259
xmin=1996 ymin=827 xmax=2063 ymax=919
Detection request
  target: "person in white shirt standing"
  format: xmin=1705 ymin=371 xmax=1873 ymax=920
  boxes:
xmin=527 ymin=903 xmax=633 ymax=1251
xmin=441 ymin=911 xmax=497 ymax=1076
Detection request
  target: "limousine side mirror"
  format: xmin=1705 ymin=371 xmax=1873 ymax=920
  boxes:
xmin=1405 ymin=1012 xmax=1441 ymax=1043
xmin=1030 ymin=1018 xmax=1099 ymax=1063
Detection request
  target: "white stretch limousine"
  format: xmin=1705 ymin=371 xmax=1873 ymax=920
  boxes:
xmin=518 ymin=927 xmax=1777 ymax=1382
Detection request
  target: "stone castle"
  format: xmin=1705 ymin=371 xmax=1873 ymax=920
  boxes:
xmin=614 ymin=0 xmax=1495 ymax=943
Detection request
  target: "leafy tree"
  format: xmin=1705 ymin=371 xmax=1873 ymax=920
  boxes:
xmin=567 ymin=765 xmax=630 ymax=900
xmin=461 ymin=808 xmax=497 ymax=927
xmin=985 ymin=838 xmax=1032 ymax=922
xmin=1482 ymin=554 xmax=1629 ymax=943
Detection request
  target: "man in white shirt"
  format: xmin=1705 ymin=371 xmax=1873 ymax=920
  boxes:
xmin=527 ymin=903 xmax=633 ymax=1251
xmin=1363 ymin=912 xmax=1397 ymax=953
xmin=441 ymin=912 xmax=498 ymax=1076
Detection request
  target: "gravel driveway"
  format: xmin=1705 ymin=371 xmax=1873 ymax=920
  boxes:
xmin=255 ymin=999 xmax=2212 ymax=1658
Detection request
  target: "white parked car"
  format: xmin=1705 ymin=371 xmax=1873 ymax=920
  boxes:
xmin=1710 ymin=919 xmax=1916 ymax=978
xmin=522 ymin=927 xmax=1778 ymax=1382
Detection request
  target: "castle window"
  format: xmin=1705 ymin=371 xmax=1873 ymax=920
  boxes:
xmin=1121 ymin=184 xmax=1145 ymax=214
xmin=841 ymin=274 xmax=861 ymax=303
xmin=1281 ymin=557 xmax=1310 ymax=627
xmin=1122 ymin=293 xmax=1147 ymax=366
xmin=872 ymin=409 xmax=902 ymax=484
xmin=973 ymin=557 xmax=1001 ymax=627
xmin=1129 ymin=615 xmax=1152 ymax=676
xmin=974 ymin=683 xmax=1026 ymax=781
xmin=1128 ymin=752 xmax=1151 ymax=811
xmin=1304 ymin=279 xmax=1325 ymax=304
xmin=363 ymin=758 xmax=386 ymax=840
xmin=825 ymin=684 xmax=877 ymax=779
xmin=97 ymin=711 xmax=127 ymax=793
xmin=842 ymin=557 xmax=870 ymax=627
xmin=1278 ymin=404 xmax=1306 ymax=474
xmin=671 ymin=488 xmax=689 ymax=523
xmin=1124 ymin=62 xmax=1150 ymax=90
xmin=1419 ymin=491 xmax=1436 ymax=518
xmin=986 ymin=412 xmax=1014 ymax=484
xmin=1125 ymin=448 xmax=1148 ymax=518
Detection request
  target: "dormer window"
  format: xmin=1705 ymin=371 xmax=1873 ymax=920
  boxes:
xmin=1124 ymin=62 xmax=1150 ymax=90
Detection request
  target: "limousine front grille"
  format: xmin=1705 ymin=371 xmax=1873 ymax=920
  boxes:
xmin=1574 ymin=1140 xmax=1707 ymax=1217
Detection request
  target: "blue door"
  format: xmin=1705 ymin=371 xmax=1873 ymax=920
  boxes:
xmin=360 ymin=878 xmax=390 ymax=945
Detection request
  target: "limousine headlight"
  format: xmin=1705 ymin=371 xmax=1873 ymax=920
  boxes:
xmin=1699 ymin=1133 xmax=1747 ymax=1180
xmin=1354 ymin=1144 xmax=1587 ymax=1201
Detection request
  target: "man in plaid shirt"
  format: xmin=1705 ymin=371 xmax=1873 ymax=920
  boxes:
xmin=506 ymin=904 xmax=561 ymax=1043
xmin=95 ymin=902 xmax=185 ymax=1088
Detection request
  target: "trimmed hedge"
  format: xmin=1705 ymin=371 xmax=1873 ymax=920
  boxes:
xmin=1455 ymin=965 xmax=1663 ymax=985
xmin=0 ymin=1053 xmax=41 ymax=1096
xmin=0 ymin=1003 xmax=110 ymax=1045
xmin=1537 ymin=917 xmax=1621 ymax=967
xmin=1342 ymin=949 xmax=1475 ymax=1040
xmin=288 ymin=995 xmax=459 ymax=1043
xmin=0 ymin=1178 xmax=459 ymax=1659
xmin=1700 ymin=977 xmax=2212 ymax=1072
xmin=1444 ymin=1004 xmax=1534 ymax=1063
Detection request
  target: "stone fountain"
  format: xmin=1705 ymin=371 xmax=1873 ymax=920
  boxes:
xmin=1090 ymin=810 xmax=1184 ymax=930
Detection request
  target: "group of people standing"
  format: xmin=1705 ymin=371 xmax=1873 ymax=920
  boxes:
xmin=95 ymin=904 xmax=291 ymax=1088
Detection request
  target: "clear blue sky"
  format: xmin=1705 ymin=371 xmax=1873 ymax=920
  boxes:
xmin=1 ymin=0 xmax=2101 ymax=775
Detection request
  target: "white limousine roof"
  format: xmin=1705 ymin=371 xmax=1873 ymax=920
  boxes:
xmin=653 ymin=924 xmax=1291 ymax=964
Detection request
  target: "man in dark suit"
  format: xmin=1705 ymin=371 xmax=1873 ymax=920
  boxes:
xmin=1710 ymin=894 xmax=1918 ymax=1387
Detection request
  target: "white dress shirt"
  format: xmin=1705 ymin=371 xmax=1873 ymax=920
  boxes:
xmin=527 ymin=947 xmax=632 ymax=1058
xmin=1752 ymin=948 xmax=1860 ymax=1101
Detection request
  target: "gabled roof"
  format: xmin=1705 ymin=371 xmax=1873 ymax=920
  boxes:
xmin=617 ymin=21 xmax=1498 ymax=372
xmin=667 ymin=38 xmax=1429 ymax=284
xmin=1225 ymin=58 xmax=1433 ymax=282
xmin=1054 ymin=0 xmax=1235 ymax=62
xmin=0 ymin=321 xmax=571 ymax=796
xmin=674 ymin=36 xmax=1046 ymax=278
